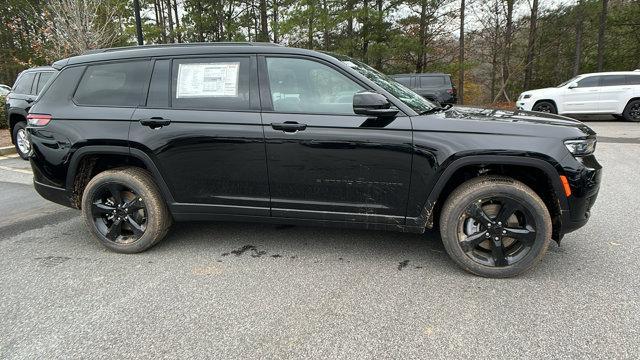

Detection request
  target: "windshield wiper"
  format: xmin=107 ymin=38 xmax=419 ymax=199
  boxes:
xmin=418 ymin=103 xmax=452 ymax=115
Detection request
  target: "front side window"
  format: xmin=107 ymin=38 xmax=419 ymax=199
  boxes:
xmin=577 ymin=76 xmax=601 ymax=88
xmin=266 ymin=57 xmax=364 ymax=115
xmin=13 ymin=72 xmax=35 ymax=95
xmin=171 ymin=57 xmax=251 ymax=110
xmin=74 ymin=61 xmax=149 ymax=106
xmin=601 ymin=75 xmax=626 ymax=87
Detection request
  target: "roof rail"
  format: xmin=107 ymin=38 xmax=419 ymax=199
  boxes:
xmin=83 ymin=42 xmax=280 ymax=55
xmin=635 ymin=69 xmax=640 ymax=72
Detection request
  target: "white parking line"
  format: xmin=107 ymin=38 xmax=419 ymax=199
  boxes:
xmin=0 ymin=165 xmax=32 ymax=174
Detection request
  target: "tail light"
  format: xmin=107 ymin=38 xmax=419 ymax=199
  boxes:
xmin=27 ymin=113 xmax=52 ymax=126
xmin=447 ymin=88 xmax=457 ymax=95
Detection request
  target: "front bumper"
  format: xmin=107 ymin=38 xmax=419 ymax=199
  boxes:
xmin=560 ymin=154 xmax=602 ymax=235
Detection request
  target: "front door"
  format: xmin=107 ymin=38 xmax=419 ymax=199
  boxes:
xmin=129 ymin=56 xmax=270 ymax=216
xmin=561 ymin=75 xmax=601 ymax=113
xmin=259 ymin=56 xmax=413 ymax=225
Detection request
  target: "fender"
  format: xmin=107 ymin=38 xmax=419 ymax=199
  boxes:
xmin=65 ymin=146 xmax=176 ymax=204
xmin=408 ymin=155 xmax=569 ymax=230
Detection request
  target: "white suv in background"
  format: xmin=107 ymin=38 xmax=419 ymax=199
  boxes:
xmin=517 ymin=70 xmax=640 ymax=121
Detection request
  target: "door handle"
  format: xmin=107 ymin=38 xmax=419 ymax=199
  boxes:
xmin=271 ymin=122 xmax=307 ymax=133
xmin=139 ymin=117 xmax=171 ymax=129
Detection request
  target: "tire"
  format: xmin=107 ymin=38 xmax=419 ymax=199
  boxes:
xmin=439 ymin=176 xmax=552 ymax=278
xmin=532 ymin=101 xmax=557 ymax=114
xmin=11 ymin=121 xmax=30 ymax=160
xmin=81 ymin=167 xmax=172 ymax=253
xmin=622 ymin=99 xmax=640 ymax=122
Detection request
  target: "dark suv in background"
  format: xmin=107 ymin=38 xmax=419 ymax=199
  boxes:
xmin=391 ymin=73 xmax=457 ymax=105
xmin=27 ymin=43 xmax=601 ymax=277
xmin=5 ymin=66 xmax=56 ymax=159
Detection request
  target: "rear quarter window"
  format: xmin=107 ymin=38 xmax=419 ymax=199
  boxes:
xmin=419 ymin=76 xmax=445 ymax=87
xmin=13 ymin=72 xmax=36 ymax=94
xmin=627 ymin=75 xmax=640 ymax=85
xmin=74 ymin=61 xmax=150 ymax=107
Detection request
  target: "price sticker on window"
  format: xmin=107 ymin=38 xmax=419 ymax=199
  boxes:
xmin=176 ymin=62 xmax=240 ymax=98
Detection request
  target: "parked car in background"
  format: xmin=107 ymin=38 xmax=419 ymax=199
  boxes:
xmin=391 ymin=73 xmax=457 ymax=105
xmin=26 ymin=43 xmax=602 ymax=278
xmin=518 ymin=70 xmax=640 ymax=122
xmin=5 ymin=66 xmax=56 ymax=159
xmin=0 ymin=84 xmax=11 ymax=96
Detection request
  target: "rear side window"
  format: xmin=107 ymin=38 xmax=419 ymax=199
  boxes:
xmin=146 ymin=60 xmax=170 ymax=107
xmin=577 ymin=76 xmax=601 ymax=88
xmin=420 ymin=76 xmax=445 ymax=87
xmin=36 ymin=72 xmax=54 ymax=94
xmin=13 ymin=72 xmax=36 ymax=94
xmin=627 ymin=75 xmax=640 ymax=85
xmin=171 ymin=57 xmax=251 ymax=110
xmin=601 ymin=75 xmax=626 ymax=87
xmin=394 ymin=77 xmax=411 ymax=87
xmin=74 ymin=61 xmax=149 ymax=107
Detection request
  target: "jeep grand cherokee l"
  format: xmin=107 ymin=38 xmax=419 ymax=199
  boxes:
xmin=518 ymin=70 xmax=640 ymax=121
xmin=26 ymin=43 xmax=602 ymax=277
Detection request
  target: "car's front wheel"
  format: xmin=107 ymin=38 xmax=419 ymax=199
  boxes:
xmin=532 ymin=101 xmax=557 ymax=114
xmin=81 ymin=167 xmax=172 ymax=253
xmin=12 ymin=121 xmax=30 ymax=160
xmin=439 ymin=176 xmax=552 ymax=278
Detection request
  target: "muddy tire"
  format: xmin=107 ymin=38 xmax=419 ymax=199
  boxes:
xmin=81 ymin=167 xmax=172 ymax=253
xmin=439 ymin=176 xmax=552 ymax=278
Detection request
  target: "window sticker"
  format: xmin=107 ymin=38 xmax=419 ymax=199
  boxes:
xmin=176 ymin=62 xmax=240 ymax=98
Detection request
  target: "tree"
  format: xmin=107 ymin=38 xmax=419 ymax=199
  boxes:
xmin=523 ymin=0 xmax=538 ymax=90
xmin=458 ymin=0 xmax=465 ymax=104
xmin=574 ymin=0 xmax=583 ymax=76
xmin=597 ymin=0 xmax=608 ymax=71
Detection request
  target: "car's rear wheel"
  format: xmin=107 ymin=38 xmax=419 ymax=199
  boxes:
xmin=81 ymin=167 xmax=172 ymax=253
xmin=439 ymin=176 xmax=552 ymax=278
xmin=532 ymin=101 xmax=557 ymax=114
xmin=622 ymin=99 xmax=640 ymax=122
xmin=12 ymin=121 xmax=30 ymax=160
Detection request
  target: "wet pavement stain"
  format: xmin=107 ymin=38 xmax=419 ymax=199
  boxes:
xmin=398 ymin=260 xmax=410 ymax=271
xmin=35 ymin=256 xmax=71 ymax=268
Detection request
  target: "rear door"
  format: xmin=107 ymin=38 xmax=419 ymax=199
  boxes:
xmin=259 ymin=55 xmax=413 ymax=225
xmin=598 ymin=75 xmax=630 ymax=113
xmin=417 ymin=75 xmax=445 ymax=102
xmin=561 ymin=75 xmax=601 ymax=113
xmin=130 ymin=55 xmax=270 ymax=216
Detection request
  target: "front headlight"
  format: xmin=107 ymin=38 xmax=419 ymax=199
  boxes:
xmin=522 ymin=94 xmax=531 ymax=99
xmin=564 ymin=138 xmax=596 ymax=156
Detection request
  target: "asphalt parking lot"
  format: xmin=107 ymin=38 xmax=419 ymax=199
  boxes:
xmin=1 ymin=120 xmax=639 ymax=359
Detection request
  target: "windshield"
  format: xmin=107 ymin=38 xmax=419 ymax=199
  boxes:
xmin=331 ymin=54 xmax=437 ymax=113
xmin=557 ymin=76 xmax=580 ymax=87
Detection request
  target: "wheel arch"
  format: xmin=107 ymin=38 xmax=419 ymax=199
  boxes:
xmin=414 ymin=155 xmax=568 ymax=241
xmin=8 ymin=111 xmax=28 ymax=143
xmin=65 ymin=146 xmax=175 ymax=208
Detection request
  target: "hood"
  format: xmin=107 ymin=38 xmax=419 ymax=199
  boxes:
xmin=443 ymin=106 xmax=596 ymax=136
xmin=521 ymin=87 xmax=557 ymax=97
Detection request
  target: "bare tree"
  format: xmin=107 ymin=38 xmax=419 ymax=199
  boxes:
xmin=523 ymin=0 xmax=538 ymax=90
xmin=574 ymin=0 xmax=583 ymax=76
xmin=597 ymin=0 xmax=608 ymax=71
xmin=46 ymin=0 xmax=122 ymax=58
xmin=458 ymin=0 xmax=465 ymax=104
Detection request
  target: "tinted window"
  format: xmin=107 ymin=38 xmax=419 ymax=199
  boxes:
xmin=13 ymin=72 xmax=36 ymax=94
xmin=577 ymin=76 xmax=601 ymax=88
xmin=146 ymin=60 xmax=170 ymax=107
xmin=627 ymin=75 xmax=640 ymax=85
xmin=74 ymin=61 xmax=149 ymax=106
xmin=394 ymin=77 xmax=411 ymax=87
xmin=266 ymin=57 xmax=364 ymax=115
xmin=601 ymin=75 xmax=626 ymax=87
xmin=420 ymin=76 xmax=445 ymax=87
xmin=36 ymin=72 xmax=54 ymax=94
xmin=171 ymin=57 xmax=251 ymax=110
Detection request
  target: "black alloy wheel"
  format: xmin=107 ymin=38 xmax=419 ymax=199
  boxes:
xmin=532 ymin=101 xmax=556 ymax=114
xmin=626 ymin=102 xmax=640 ymax=122
xmin=91 ymin=183 xmax=147 ymax=244
xmin=458 ymin=196 xmax=536 ymax=267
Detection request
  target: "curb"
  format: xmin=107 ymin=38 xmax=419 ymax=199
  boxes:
xmin=0 ymin=146 xmax=16 ymax=156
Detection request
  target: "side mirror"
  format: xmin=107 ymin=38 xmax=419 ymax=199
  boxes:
xmin=353 ymin=91 xmax=399 ymax=118
xmin=568 ymin=82 xmax=578 ymax=89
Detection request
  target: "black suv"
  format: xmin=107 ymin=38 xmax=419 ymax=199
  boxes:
xmin=5 ymin=66 xmax=56 ymax=159
xmin=391 ymin=73 xmax=457 ymax=105
xmin=27 ymin=43 xmax=601 ymax=277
